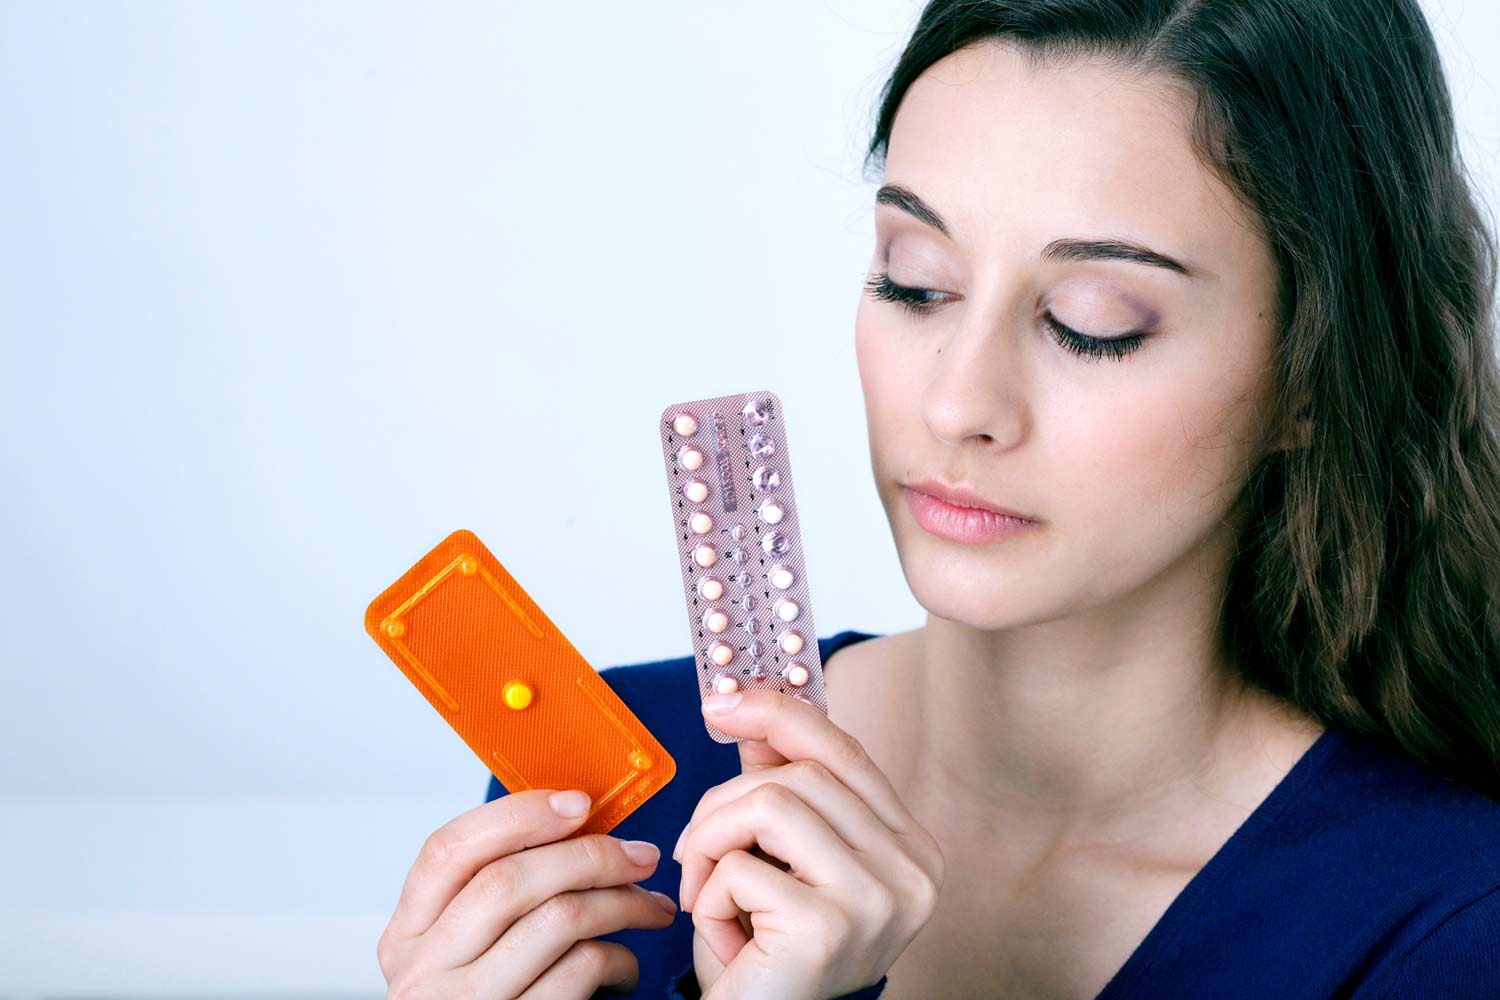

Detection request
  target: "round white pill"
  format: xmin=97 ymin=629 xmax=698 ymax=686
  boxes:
xmin=775 ymin=598 xmax=799 ymax=622
xmin=703 ymin=609 xmax=729 ymax=633
xmin=786 ymin=663 xmax=809 ymax=687
xmin=709 ymin=641 xmax=734 ymax=666
xmin=673 ymin=413 xmax=698 ymax=436
xmin=697 ymin=576 xmax=724 ymax=600
xmin=683 ymin=478 xmax=709 ymax=503
xmin=689 ymin=512 xmax=713 ymax=534
xmin=778 ymin=630 xmax=804 ymax=655
xmin=712 ymin=672 xmax=740 ymax=694
xmin=757 ymin=499 xmax=784 ymax=525
xmin=677 ymin=446 xmax=705 ymax=471
xmin=769 ymin=565 xmax=795 ymax=589
xmin=693 ymin=544 xmax=717 ymax=568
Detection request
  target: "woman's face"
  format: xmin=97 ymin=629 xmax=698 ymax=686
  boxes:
xmin=856 ymin=42 xmax=1285 ymax=630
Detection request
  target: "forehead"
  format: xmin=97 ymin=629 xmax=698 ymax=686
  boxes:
xmin=884 ymin=41 xmax=1256 ymax=266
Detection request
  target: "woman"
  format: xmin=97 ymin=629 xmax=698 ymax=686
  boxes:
xmin=379 ymin=1 xmax=1500 ymax=997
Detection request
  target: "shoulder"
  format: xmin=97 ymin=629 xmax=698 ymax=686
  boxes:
xmin=1381 ymin=881 xmax=1500 ymax=998
xmin=1276 ymin=728 xmax=1500 ymax=995
xmin=1313 ymin=728 xmax=1500 ymax=880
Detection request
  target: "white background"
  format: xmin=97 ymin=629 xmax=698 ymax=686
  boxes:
xmin=1 ymin=1 xmax=1495 ymax=995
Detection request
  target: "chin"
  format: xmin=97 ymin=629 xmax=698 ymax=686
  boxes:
xmin=887 ymin=512 xmax=1046 ymax=632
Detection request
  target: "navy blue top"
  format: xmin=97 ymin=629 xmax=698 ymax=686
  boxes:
xmin=485 ymin=630 xmax=1500 ymax=999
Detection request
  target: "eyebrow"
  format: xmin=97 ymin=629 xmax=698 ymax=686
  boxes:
xmin=874 ymin=183 xmax=1199 ymax=279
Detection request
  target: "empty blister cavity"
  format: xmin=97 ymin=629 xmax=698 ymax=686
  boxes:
xmin=761 ymin=530 xmax=790 ymax=556
xmin=752 ymin=466 xmax=780 ymax=491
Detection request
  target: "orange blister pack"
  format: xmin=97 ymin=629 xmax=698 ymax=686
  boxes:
xmin=364 ymin=528 xmax=675 ymax=837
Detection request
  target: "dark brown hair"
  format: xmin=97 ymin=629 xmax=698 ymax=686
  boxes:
xmin=863 ymin=0 xmax=1500 ymax=801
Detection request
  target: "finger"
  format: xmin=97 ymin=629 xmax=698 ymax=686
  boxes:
xmin=470 ymin=884 xmax=677 ymax=996
xmin=512 ymin=938 xmax=640 ymax=999
xmin=389 ymin=789 xmax=594 ymax=938
xmin=674 ymin=759 xmax=889 ymax=870
xmin=678 ymin=781 xmax=872 ymax=915
xmin=701 ymin=688 xmax=916 ymax=834
xmin=425 ymin=834 xmax=665 ymax=966
xmin=692 ymin=848 xmax=822 ymax=969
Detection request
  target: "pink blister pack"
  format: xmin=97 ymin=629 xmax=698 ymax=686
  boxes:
xmin=657 ymin=389 xmax=828 ymax=743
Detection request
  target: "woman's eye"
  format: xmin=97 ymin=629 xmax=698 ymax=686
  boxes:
xmin=862 ymin=271 xmax=1147 ymax=363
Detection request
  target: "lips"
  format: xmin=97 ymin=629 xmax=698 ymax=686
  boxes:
xmin=902 ymin=479 xmax=1037 ymax=522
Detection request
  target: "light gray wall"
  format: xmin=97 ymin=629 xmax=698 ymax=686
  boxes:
xmin=1 ymin=0 xmax=1495 ymax=994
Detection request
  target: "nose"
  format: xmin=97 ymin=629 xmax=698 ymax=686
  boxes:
xmin=919 ymin=312 xmax=1030 ymax=450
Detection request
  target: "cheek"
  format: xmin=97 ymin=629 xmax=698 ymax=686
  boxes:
xmin=1055 ymin=360 xmax=1267 ymax=545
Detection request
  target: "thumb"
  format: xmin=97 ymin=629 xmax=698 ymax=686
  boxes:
xmin=737 ymin=737 xmax=790 ymax=774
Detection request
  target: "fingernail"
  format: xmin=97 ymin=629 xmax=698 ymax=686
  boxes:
xmin=622 ymin=840 xmax=660 ymax=866
xmin=702 ymin=691 xmax=741 ymax=715
xmin=650 ymin=890 xmax=678 ymax=914
xmin=672 ymin=824 xmax=688 ymax=862
xmin=549 ymin=790 xmax=591 ymax=818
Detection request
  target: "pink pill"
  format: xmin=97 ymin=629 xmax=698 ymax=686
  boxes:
xmin=697 ymin=576 xmax=724 ymax=600
xmin=778 ymin=630 xmax=804 ymax=655
xmin=673 ymin=413 xmax=698 ymax=436
xmin=709 ymin=640 xmax=734 ymax=666
xmin=693 ymin=545 xmax=717 ymax=568
xmin=703 ymin=608 xmax=729 ymax=633
xmin=689 ymin=512 xmax=713 ymax=534
xmin=677 ymin=446 xmax=705 ymax=471
xmin=683 ymin=479 xmax=709 ymax=503
xmin=786 ymin=663 xmax=809 ymax=687
xmin=711 ymin=672 xmax=740 ymax=695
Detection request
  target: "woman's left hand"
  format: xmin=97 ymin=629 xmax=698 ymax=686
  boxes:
xmin=673 ymin=687 xmax=945 ymax=1000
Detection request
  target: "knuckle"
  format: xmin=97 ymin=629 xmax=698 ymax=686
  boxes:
xmin=566 ymin=938 xmax=612 ymax=976
xmin=752 ymin=781 xmax=800 ymax=813
xmin=418 ymin=827 xmax=461 ymax=871
xmin=790 ymin=758 xmax=833 ymax=785
xmin=576 ymin=833 xmax=617 ymax=872
xmin=385 ymin=974 xmax=428 ymax=1000
xmin=831 ymin=731 xmax=868 ymax=771
xmin=806 ymin=902 xmax=854 ymax=948
xmin=865 ymin=883 xmax=898 ymax=923
xmin=536 ymin=889 xmax=585 ymax=931
xmin=473 ymin=855 xmax=519 ymax=904
xmin=375 ymin=929 xmax=398 ymax=979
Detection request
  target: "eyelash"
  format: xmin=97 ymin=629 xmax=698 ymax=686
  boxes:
xmin=862 ymin=271 xmax=1147 ymax=363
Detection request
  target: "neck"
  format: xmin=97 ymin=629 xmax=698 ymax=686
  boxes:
xmin=892 ymin=539 xmax=1291 ymax=845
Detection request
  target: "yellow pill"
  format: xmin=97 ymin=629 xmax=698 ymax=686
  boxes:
xmin=502 ymin=680 xmax=533 ymax=710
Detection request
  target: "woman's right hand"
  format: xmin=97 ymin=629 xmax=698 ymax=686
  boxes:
xmin=377 ymin=788 xmax=678 ymax=998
